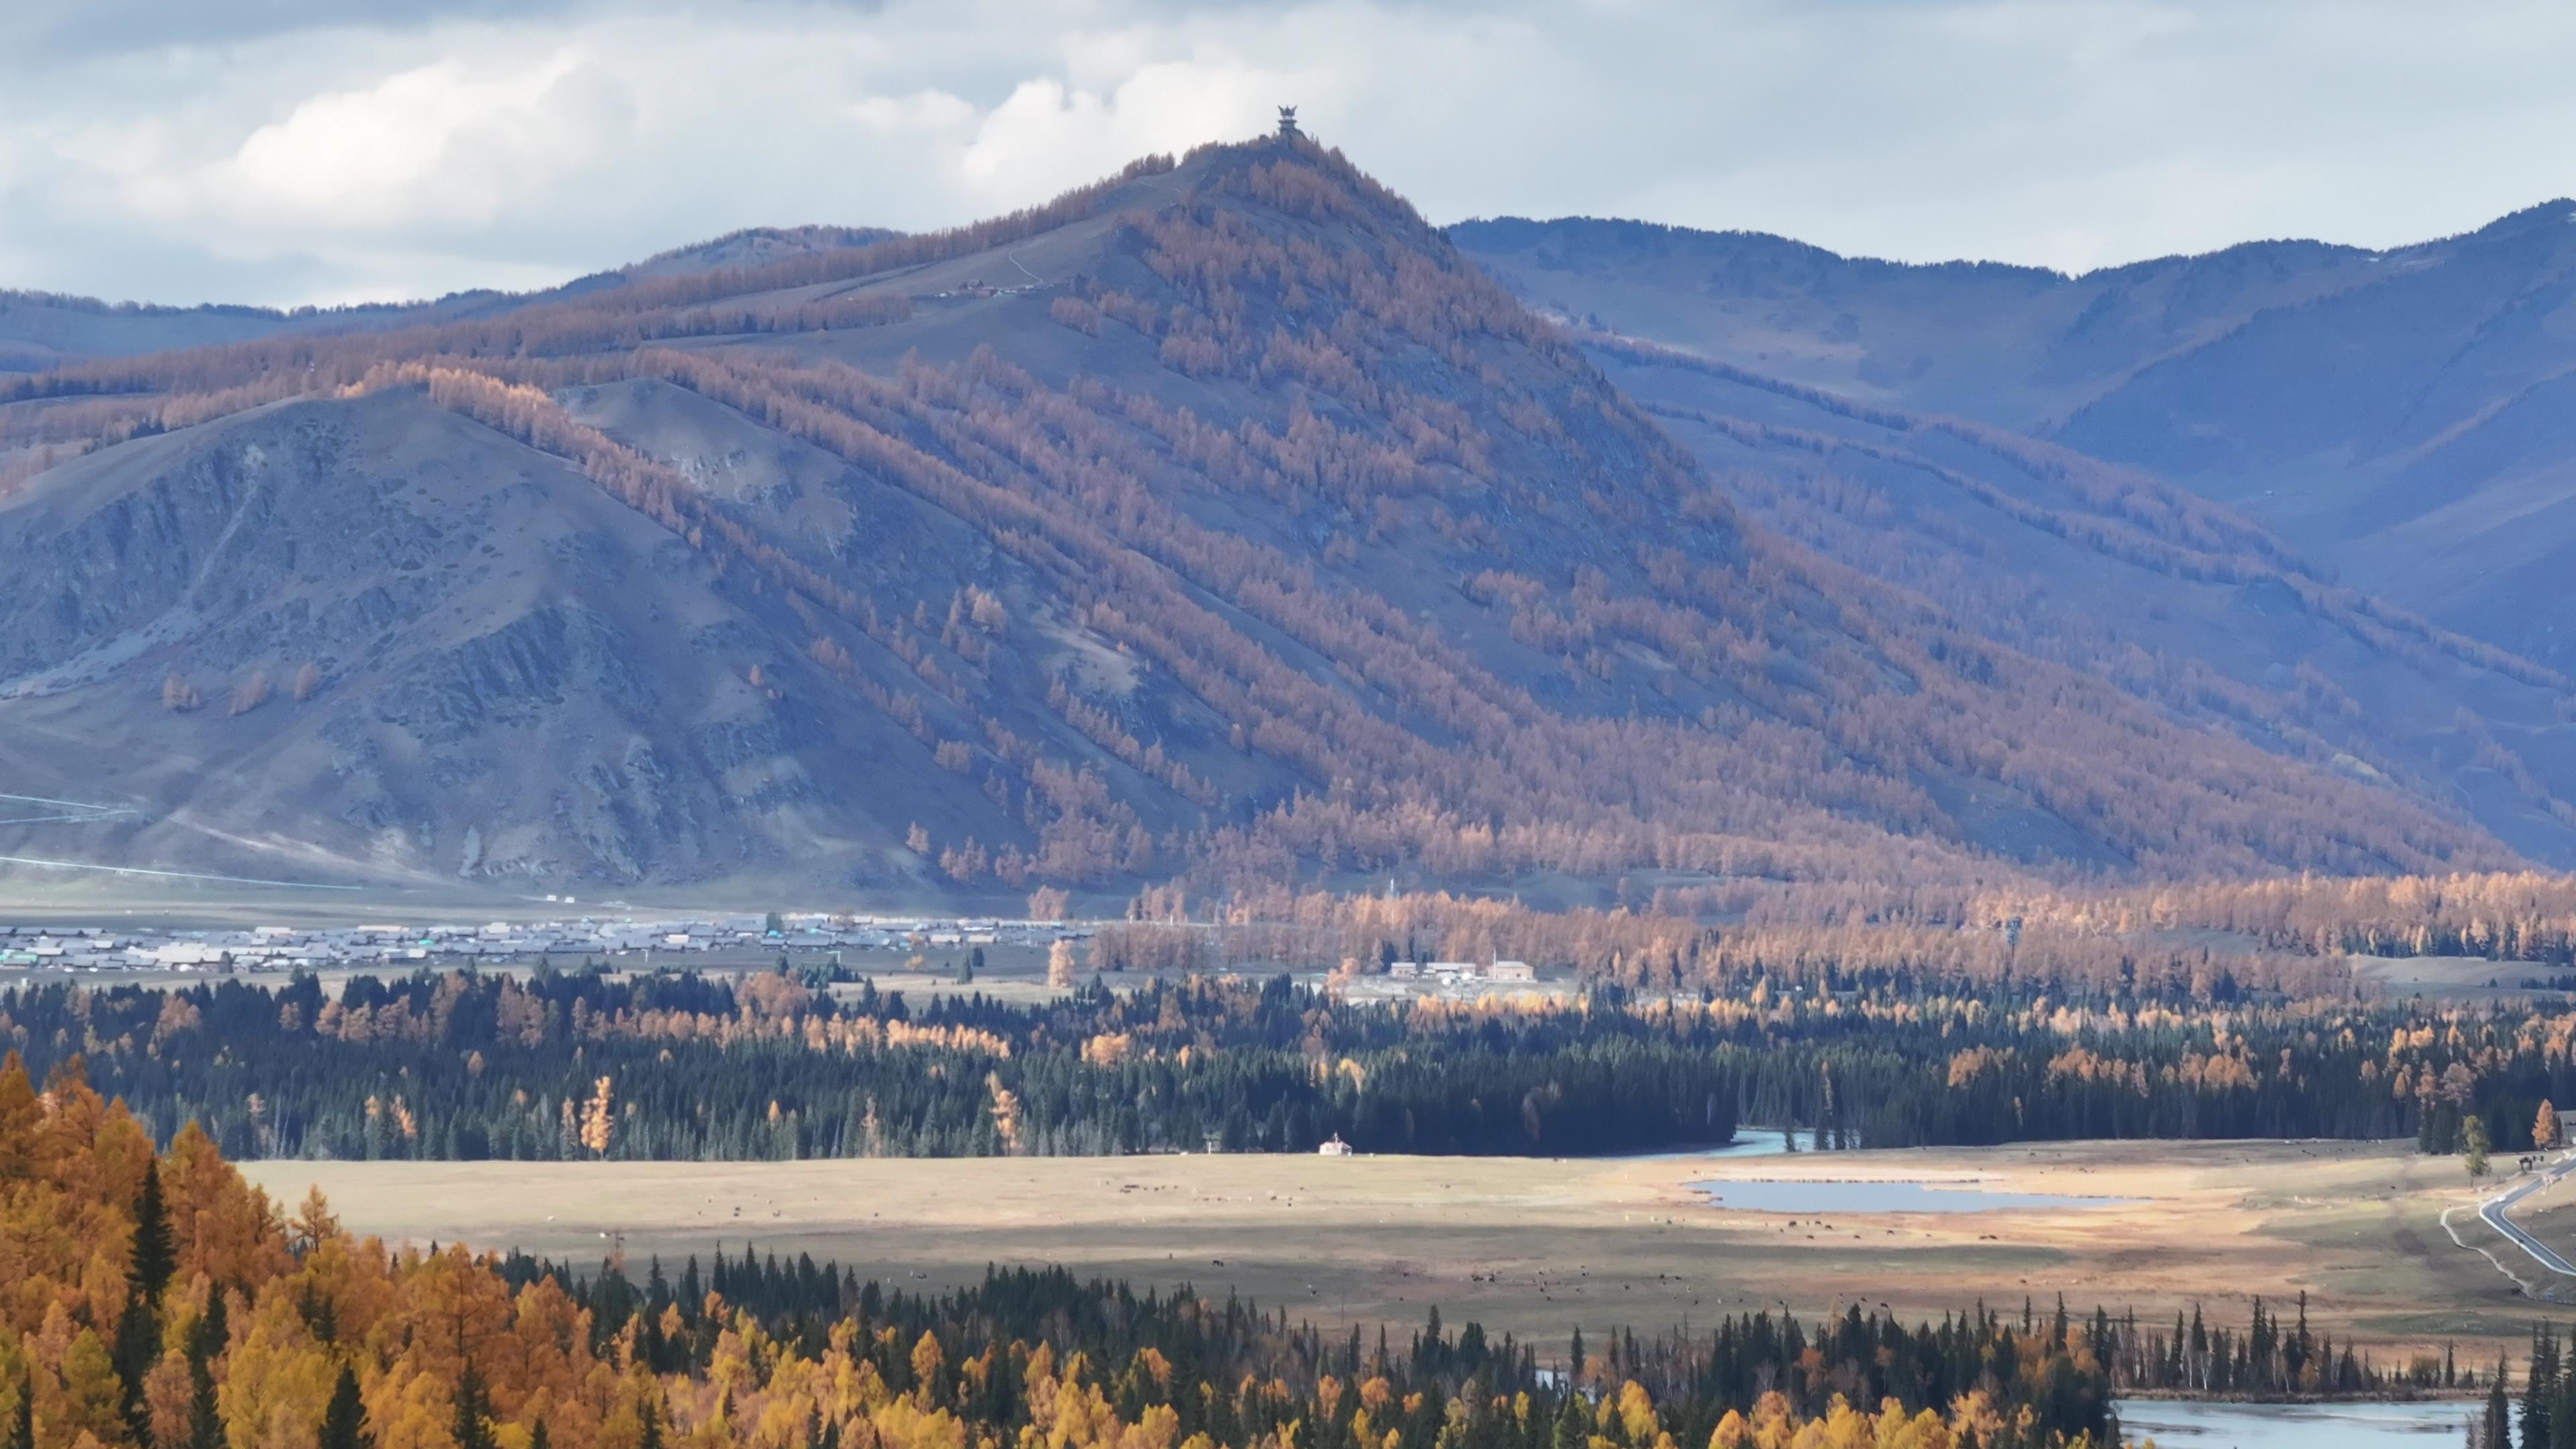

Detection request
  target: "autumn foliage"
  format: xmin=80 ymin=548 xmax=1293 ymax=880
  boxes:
xmin=0 ymin=1045 xmax=2135 ymax=1448
xmin=0 ymin=133 xmax=2530 ymax=912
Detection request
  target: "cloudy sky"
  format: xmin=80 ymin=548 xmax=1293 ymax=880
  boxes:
xmin=4 ymin=0 xmax=2571 ymax=308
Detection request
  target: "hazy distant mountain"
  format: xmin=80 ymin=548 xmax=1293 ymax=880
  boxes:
xmin=1454 ymin=203 xmax=2576 ymax=679
xmin=1447 ymin=214 xmax=2391 ymax=427
xmin=0 ymin=225 xmax=909 ymax=375
xmin=0 ymin=292 xmax=309 ymax=372
xmin=0 ymin=141 xmax=2524 ymax=898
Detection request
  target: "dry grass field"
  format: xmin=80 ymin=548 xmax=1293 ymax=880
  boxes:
xmin=2349 ymin=953 xmax=2567 ymax=1002
xmin=244 ymin=1138 xmax=2546 ymax=1362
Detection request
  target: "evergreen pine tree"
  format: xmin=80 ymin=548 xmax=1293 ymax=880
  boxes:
xmin=452 ymin=1362 xmax=496 ymax=1449
xmin=7 ymin=1375 xmax=30 ymax=1449
xmin=320 ymin=1364 xmax=366 ymax=1449
xmin=113 ymin=1299 xmax=160 ymax=1444
xmin=188 ymin=1286 xmax=229 ymax=1363
xmin=115 ymin=1163 xmax=180 ymax=1441
xmin=2528 ymin=1323 xmax=2559 ymax=1449
xmin=186 ymin=1288 xmax=227 ymax=1449
xmin=132 ymin=1166 xmax=176 ymax=1303
xmin=1550 ymin=1388 xmax=1589 ymax=1449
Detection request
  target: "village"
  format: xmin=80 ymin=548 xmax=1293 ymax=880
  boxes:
xmin=0 ymin=911 xmax=1093 ymax=974
xmin=1385 ymin=958 xmax=1536 ymax=983
xmin=0 ymin=915 xmax=1570 ymax=1001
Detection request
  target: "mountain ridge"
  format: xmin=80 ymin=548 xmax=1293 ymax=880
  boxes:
xmin=0 ymin=135 xmax=2536 ymax=904
xmin=1453 ymin=197 xmax=2576 ymax=292
xmin=1454 ymin=201 xmax=2576 ymax=675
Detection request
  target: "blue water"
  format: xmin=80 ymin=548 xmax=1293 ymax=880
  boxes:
xmin=1690 ymin=1178 xmax=2139 ymax=1214
xmin=1615 ymin=1128 xmax=1798 ymax=1161
xmin=2116 ymin=1398 xmax=2469 ymax=1446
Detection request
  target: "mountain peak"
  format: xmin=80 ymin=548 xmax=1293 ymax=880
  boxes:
xmin=0 ymin=142 xmax=2527 ymax=902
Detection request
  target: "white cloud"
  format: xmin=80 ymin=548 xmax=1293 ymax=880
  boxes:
xmin=193 ymin=48 xmax=600 ymax=231
xmin=2 ymin=0 xmax=2575 ymax=306
xmin=958 ymin=61 xmax=1283 ymax=198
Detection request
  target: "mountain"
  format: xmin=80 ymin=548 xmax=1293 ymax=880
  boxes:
xmin=0 ymin=138 xmax=2524 ymax=902
xmin=617 ymin=224 xmax=906 ymax=280
xmin=1456 ymin=209 xmax=2576 ymax=865
xmin=1446 ymin=215 xmax=2387 ymax=427
xmin=0 ymin=292 xmax=310 ymax=373
xmin=0 ymin=226 xmax=909 ymax=378
xmin=1453 ymin=205 xmax=2576 ymax=677
xmin=0 ymin=385 xmax=1020 ymax=888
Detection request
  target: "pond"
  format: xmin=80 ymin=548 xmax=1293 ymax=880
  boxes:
xmin=1690 ymin=1177 xmax=2140 ymax=1214
xmin=2116 ymin=1397 xmax=2471 ymax=1446
xmin=1615 ymin=1128 xmax=1799 ymax=1161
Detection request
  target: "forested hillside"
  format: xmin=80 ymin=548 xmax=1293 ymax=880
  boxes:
xmin=0 ymin=133 xmax=2527 ymax=904
xmin=0 ymin=1052 xmax=2147 ymax=1449
xmin=1452 ymin=213 xmax=2576 ymax=856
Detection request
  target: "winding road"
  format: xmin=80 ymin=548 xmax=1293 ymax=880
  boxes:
xmin=2479 ymin=1150 xmax=2576 ymax=1276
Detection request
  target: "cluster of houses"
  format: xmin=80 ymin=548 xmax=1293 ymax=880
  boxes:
xmin=0 ymin=913 xmax=1092 ymax=975
xmin=1385 ymin=959 xmax=1538 ymax=982
xmin=926 ymin=276 xmax=1049 ymax=302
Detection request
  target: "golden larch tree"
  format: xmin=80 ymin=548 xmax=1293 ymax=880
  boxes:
xmin=579 ymin=1075 xmax=615 ymax=1155
xmin=986 ymin=1073 xmax=1022 ymax=1154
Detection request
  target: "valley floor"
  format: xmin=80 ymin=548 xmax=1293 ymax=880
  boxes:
xmin=244 ymin=1137 xmax=2540 ymax=1365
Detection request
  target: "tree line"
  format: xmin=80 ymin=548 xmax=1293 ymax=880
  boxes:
xmin=11 ymin=965 xmax=2576 ymax=1163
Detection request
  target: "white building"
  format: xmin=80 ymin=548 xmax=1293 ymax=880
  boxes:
xmin=1318 ymin=1134 xmax=1354 ymax=1157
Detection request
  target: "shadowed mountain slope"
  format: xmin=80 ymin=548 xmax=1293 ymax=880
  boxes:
xmin=0 ymin=139 xmax=2524 ymax=900
xmin=1454 ymin=205 xmax=2576 ymax=678
xmin=0 ymin=388 xmax=989 ymax=885
xmin=1572 ymin=337 xmax=2576 ymax=865
xmin=1457 ymin=211 xmax=2576 ymax=865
